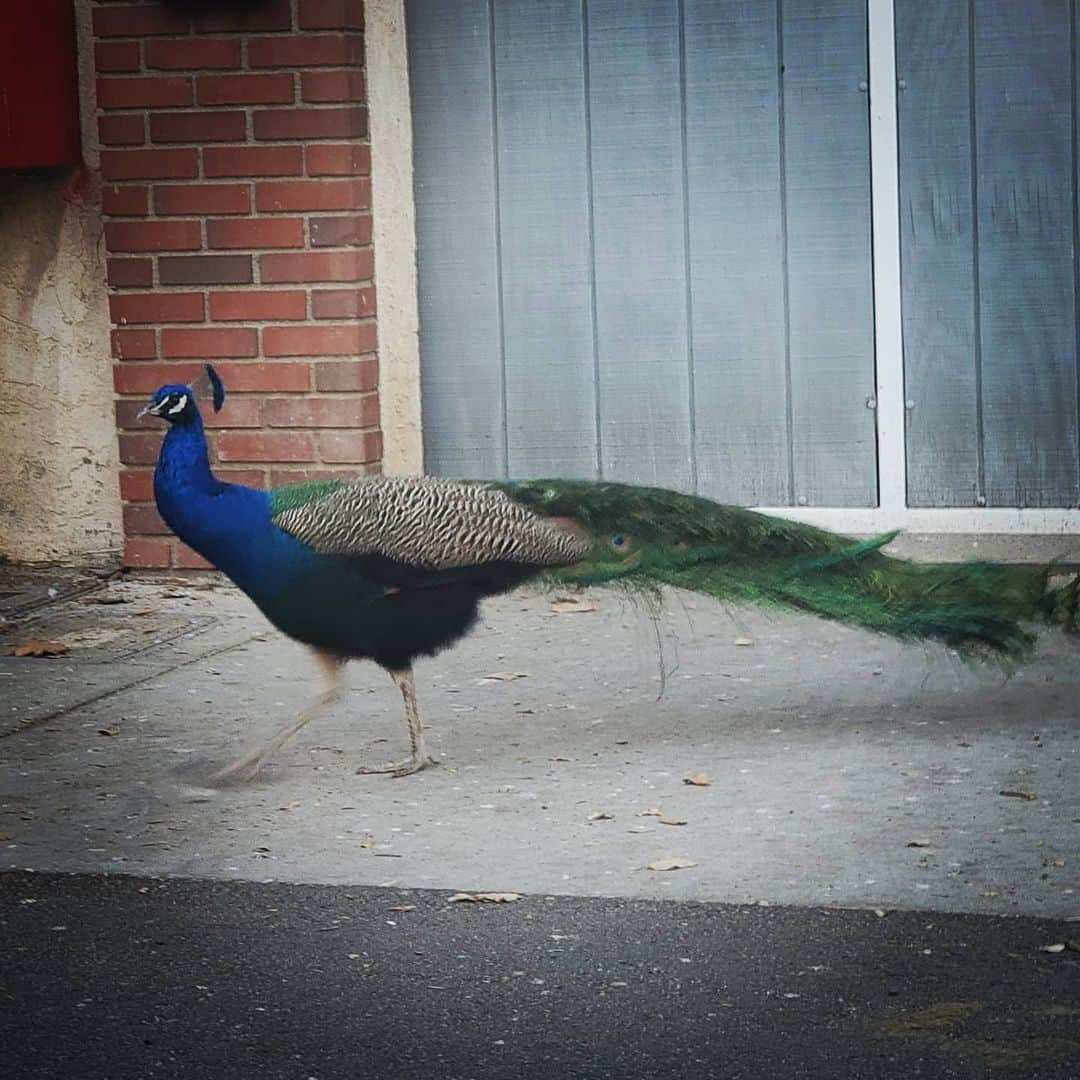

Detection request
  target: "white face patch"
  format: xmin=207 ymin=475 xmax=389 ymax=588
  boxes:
xmin=166 ymin=393 xmax=189 ymax=416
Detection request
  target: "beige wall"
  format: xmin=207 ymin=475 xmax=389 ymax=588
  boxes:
xmin=0 ymin=0 xmax=121 ymax=565
xmin=0 ymin=173 xmax=122 ymax=565
xmin=366 ymin=0 xmax=424 ymax=476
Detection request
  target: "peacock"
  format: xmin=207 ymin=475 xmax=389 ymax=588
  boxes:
xmin=142 ymin=365 xmax=1079 ymax=780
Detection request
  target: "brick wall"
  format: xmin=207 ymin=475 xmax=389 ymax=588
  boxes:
xmin=92 ymin=0 xmax=381 ymax=569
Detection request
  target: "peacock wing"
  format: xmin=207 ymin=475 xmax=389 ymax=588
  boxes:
xmin=270 ymin=476 xmax=590 ymax=571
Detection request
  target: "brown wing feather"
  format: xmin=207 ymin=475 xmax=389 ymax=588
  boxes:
xmin=272 ymin=476 xmax=589 ymax=570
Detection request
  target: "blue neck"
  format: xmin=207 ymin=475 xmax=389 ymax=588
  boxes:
xmin=155 ymin=412 xmax=221 ymax=499
xmin=153 ymin=413 xmax=270 ymax=584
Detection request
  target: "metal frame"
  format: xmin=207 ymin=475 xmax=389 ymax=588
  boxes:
xmin=756 ymin=0 xmax=1080 ymax=536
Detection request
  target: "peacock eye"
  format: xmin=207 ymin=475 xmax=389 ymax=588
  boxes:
xmin=610 ymin=533 xmax=628 ymax=550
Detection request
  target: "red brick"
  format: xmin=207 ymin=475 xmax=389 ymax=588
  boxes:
xmin=249 ymin=34 xmax=363 ymax=69
xmin=107 ymin=258 xmax=154 ymax=288
xmin=161 ymin=327 xmax=258 ymax=358
xmin=150 ymin=111 xmax=246 ymax=144
xmin=110 ymin=293 xmax=204 ymax=326
xmin=260 ymin=249 xmax=373 ymax=283
xmin=101 ymin=148 xmax=199 ymax=181
xmin=209 ymin=290 xmax=308 ymax=321
xmin=114 ymin=363 xmax=205 ymax=395
xmin=119 ymin=470 xmax=155 ymax=502
xmin=124 ymin=504 xmax=170 ymax=535
xmin=319 ymin=430 xmax=382 ymax=464
xmin=105 ymin=220 xmax=202 ymax=253
xmin=213 ymin=362 xmax=311 ymax=392
xmin=124 ymin=537 xmax=172 ymax=569
xmin=98 ymin=114 xmax=145 ymax=146
xmin=118 ymin=431 xmax=165 ymax=466
xmin=315 ymin=358 xmax=378 ymax=392
xmin=299 ymin=0 xmax=365 ymax=30
xmin=93 ymin=5 xmax=190 ymax=38
xmin=154 ymin=183 xmax=251 ymax=216
xmin=95 ymin=41 xmax=141 ymax=73
xmin=301 ymin=69 xmax=366 ymax=103
xmin=204 ymin=145 xmax=303 ymax=178
xmin=196 ymin=73 xmax=295 ymax=106
xmin=309 ymin=214 xmax=371 ymax=248
xmin=101 ymin=184 xmax=149 ymax=217
xmin=111 ymin=329 xmax=157 ymax=360
xmin=265 ymin=395 xmax=378 ymax=428
xmin=97 ymin=76 xmax=193 ymax=110
xmin=217 ymin=432 xmax=316 ymax=463
xmin=191 ymin=0 xmax=293 ymax=33
xmin=311 ymin=286 xmax=376 ymax=320
xmin=256 ymin=179 xmax=369 ymax=213
xmin=207 ymin=217 xmax=305 ymax=249
xmin=263 ymin=323 xmax=376 ymax=357
xmin=253 ymin=107 xmax=366 ymax=141
xmin=305 ymin=143 xmax=371 ymax=176
xmin=202 ymin=398 xmax=264 ymax=428
xmin=173 ymin=543 xmax=214 ymax=570
xmin=159 ymin=254 xmax=253 ymax=285
xmin=145 ymin=38 xmax=242 ymax=71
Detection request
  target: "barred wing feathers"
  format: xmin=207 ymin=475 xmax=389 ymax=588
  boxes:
xmin=271 ymin=476 xmax=589 ymax=571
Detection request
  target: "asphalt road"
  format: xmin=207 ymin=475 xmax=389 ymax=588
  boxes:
xmin=3 ymin=871 xmax=1079 ymax=1079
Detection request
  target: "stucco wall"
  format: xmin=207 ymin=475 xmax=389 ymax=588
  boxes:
xmin=366 ymin=0 xmax=423 ymax=476
xmin=0 ymin=172 xmax=123 ymax=564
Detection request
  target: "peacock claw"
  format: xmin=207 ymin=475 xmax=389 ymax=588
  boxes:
xmin=357 ymin=754 xmax=436 ymax=778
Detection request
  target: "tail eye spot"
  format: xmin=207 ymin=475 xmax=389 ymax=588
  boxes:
xmin=611 ymin=533 xmax=627 ymax=549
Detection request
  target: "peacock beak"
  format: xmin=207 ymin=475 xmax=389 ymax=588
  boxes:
xmin=137 ymin=399 xmax=165 ymax=419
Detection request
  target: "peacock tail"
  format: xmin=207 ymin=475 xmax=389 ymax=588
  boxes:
xmin=263 ymin=472 xmax=1077 ymax=665
xmin=494 ymin=479 xmax=1079 ymax=664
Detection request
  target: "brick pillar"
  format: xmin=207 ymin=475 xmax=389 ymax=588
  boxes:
xmin=92 ymin=0 xmax=380 ymax=569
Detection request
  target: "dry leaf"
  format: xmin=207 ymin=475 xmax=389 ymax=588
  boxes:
xmin=388 ymin=904 xmax=416 ymax=912
xmin=14 ymin=640 xmax=68 ymax=658
xmin=733 ymin=637 xmax=755 ymax=647
xmin=548 ymin=599 xmax=599 ymax=615
xmin=683 ymin=773 xmax=711 ymax=787
xmin=480 ymin=672 xmax=529 ymax=682
xmin=638 ymin=808 xmax=663 ymax=817
xmin=659 ymin=816 xmax=688 ymax=827
xmin=448 ymin=892 xmax=521 ymax=904
xmin=1000 ymin=789 xmax=1037 ymax=801
xmin=97 ymin=728 xmax=120 ymax=738
xmin=1040 ymin=943 xmax=1066 ymax=954
xmin=0 ymin=831 xmax=12 ymax=841
xmin=588 ymin=812 xmax=614 ymax=821
xmin=88 ymin=594 xmax=129 ymax=605
xmin=906 ymin=838 xmax=932 ymax=848
xmin=646 ymin=857 xmax=697 ymax=872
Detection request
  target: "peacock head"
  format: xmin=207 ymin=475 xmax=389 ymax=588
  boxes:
xmin=139 ymin=364 xmax=226 ymax=425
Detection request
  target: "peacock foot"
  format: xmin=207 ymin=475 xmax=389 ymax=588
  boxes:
xmin=356 ymin=753 xmax=436 ymax=778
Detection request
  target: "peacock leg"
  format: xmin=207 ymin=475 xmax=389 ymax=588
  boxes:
xmin=212 ymin=649 xmax=346 ymax=783
xmin=357 ymin=665 xmax=435 ymax=778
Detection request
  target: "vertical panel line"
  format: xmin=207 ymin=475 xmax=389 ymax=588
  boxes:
xmin=582 ymin=0 xmax=603 ymax=479
xmin=968 ymin=0 xmax=987 ymax=502
xmin=1073 ymin=0 xmax=1080 ymax=501
xmin=677 ymin=0 xmax=698 ymax=492
xmin=487 ymin=0 xmax=510 ymax=479
xmin=776 ymin=0 xmax=795 ymax=505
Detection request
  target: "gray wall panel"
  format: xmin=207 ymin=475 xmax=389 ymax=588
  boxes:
xmin=975 ymin=0 xmax=1079 ymax=507
xmin=408 ymin=0 xmax=504 ymax=478
xmin=686 ymin=0 xmax=791 ymax=506
xmin=587 ymin=0 xmax=693 ymax=490
xmin=494 ymin=0 xmax=597 ymax=479
xmin=783 ymin=0 xmax=877 ymax=507
xmin=896 ymin=0 xmax=980 ymax=507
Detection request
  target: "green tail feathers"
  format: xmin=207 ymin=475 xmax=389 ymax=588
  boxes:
xmin=498 ymin=479 xmax=1079 ymax=663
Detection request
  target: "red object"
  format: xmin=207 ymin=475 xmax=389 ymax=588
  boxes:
xmin=0 ymin=1 xmax=82 ymax=169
